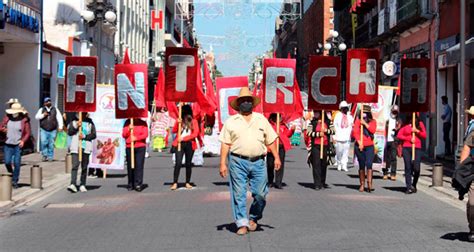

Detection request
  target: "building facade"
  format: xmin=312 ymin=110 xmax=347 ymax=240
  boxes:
xmin=0 ymin=0 xmax=42 ymax=140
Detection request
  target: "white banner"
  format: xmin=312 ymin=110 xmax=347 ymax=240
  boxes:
xmin=89 ymin=85 xmax=126 ymax=170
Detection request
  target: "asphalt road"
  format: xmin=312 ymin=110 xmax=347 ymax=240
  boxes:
xmin=0 ymin=147 xmax=472 ymax=251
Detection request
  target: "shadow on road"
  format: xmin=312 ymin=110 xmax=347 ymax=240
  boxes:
xmin=332 ymin=183 xmax=360 ymax=191
xmin=382 ymin=186 xmax=407 ymax=193
xmin=440 ymin=232 xmax=471 ymax=242
xmin=216 ymin=223 xmax=275 ymax=233
xmin=213 ymin=182 xmax=229 ymax=186
xmin=297 ymin=182 xmax=315 ymax=189
xmin=105 ymin=174 xmax=127 ymax=179
xmin=85 ymin=185 xmax=102 ymax=191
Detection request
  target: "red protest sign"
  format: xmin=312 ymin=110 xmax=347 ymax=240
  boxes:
xmin=64 ymin=56 xmax=97 ymax=112
xmin=216 ymin=76 xmax=248 ymax=129
xmin=262 ymin=58 xmax=298 ymax=113
xmin=114 ymin=64 xmax=149 ymax=119
xmin=400 ymin=58 xmax=430 ymax=112
xmin=346 ymin=49 xmax=380 ymax=103
xmin=308 ymin=55 xmax=341 ymax=111
xmin=165 ymin=47 xmax=199 ymax=102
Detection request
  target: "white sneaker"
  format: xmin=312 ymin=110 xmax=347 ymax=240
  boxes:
xmin=337 ymin=165 xmax=342 ymax=171
xmin=79 ymin=185 xmax=87 ymax=192
xmin=145 ymin=152 xmax=150 ymax=158
xmin=342 ymin=166 xmax=349 ymax=172
xmin=67 ymin=184 xmax=78 ymax=193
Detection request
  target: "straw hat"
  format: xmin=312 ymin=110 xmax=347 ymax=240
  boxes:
xmin=6 ymin=102 xmax=27 ymax=115
xmin=230 ymin=87 xmax=261 ymax=111
xmin=339 ymin=101 xmax=349 ymax=109
xmin=465 ymin=106 xmax=474 ymax=116
xmin=362 ymin=105 xmax=372 ymax=113
xmin=6 ymin=98 xmax=19 ymax=105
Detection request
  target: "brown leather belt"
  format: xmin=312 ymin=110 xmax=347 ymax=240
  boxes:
xmin=230 ymin=152 xmax=265 ymax=162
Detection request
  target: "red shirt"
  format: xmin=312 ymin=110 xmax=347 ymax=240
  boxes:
xmin=352 ymin=119 xmax=377 ymax=147
xmin=269 ymin=121 xmax=295 ymax=151
xmin=397 ymin=122 xmax=427 ymax=149
xmin=172 ymin=119 xmax=199 ymax=150
xmin=122 ymin=119 xmax=149 ymax=148
xmin=304 ymin=121 xmax=329 ymax=146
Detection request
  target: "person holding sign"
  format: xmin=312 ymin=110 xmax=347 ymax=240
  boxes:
xmin=333 ymin=101 xmax=353 ymax=172
xmin=170 ymin=104 xmax=199 ymax=191
xmin=396 ymin=113 xmax=426 ymax=194
xmin=267 ymin=113 xmax=295 ymax=189
xmin=66 ymin=113 xmax=96 ymax=193
xmin=219 ymin=87 xmax=280 ymax=236
xmin=352 ymin=105 xmax=377 ymax=193
xmin=305 ymin=110 xmax=334 ymax=190
xmin=122 ymin=118 xmax=149 ymax=192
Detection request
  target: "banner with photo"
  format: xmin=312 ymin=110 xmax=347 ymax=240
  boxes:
xmin=89 ymin=85 xmax=126 ymax=170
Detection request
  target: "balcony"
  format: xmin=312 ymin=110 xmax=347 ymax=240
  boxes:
xmin=352 ymin=0 xmax=432 ymax=46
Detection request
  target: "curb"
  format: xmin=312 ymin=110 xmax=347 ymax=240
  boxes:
xmin=0 ymin=173 xmax=70 ymax=214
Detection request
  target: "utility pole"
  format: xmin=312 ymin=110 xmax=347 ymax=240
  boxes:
xmin=458 ymin=0 xmax=466 ymax=156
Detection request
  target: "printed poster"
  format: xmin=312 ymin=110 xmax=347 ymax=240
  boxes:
xmin=89 ymin=85 xmax=126 ymax=170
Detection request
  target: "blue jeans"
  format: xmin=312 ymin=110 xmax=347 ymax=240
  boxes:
xmin=354 ymin=145 xmax=375 ymax=170
xmin=4 ymin=144 xmax=22 ymax=184
xmin=40 ymin=129 xmax=57 ymax=160
xmin=228 ymin=155 xmax=268 ymax=228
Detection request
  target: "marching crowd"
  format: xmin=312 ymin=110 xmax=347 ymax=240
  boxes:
xmin=1 ymin=90 xmax=474 ymax=240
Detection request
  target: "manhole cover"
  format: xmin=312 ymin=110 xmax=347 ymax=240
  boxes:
xmin=44 ymin=203 xmax=85 ymax=209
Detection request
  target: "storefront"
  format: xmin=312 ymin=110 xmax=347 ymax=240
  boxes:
xmin=0 ymin=0 xmax=42 ymax=143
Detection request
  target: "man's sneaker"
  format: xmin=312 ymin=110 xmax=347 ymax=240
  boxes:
xmin=67 ymin=184 xmax=78 ymax=193
xmin=342 ymin=166 xmax=349 ymax=172
xmin=79 ymin=185 xmax=87 ymax=192
xmin=468 ymin=232 xmax=474 ymax=242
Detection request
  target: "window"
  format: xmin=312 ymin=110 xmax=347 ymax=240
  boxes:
xmin=41 ymin=77 xmax=51 ymax=105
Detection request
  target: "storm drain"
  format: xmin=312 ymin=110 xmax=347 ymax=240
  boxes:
xmin=44 ymin=203 xmax=85 ymax=209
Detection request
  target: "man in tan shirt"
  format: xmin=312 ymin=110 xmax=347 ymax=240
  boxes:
xmin=219 ymin=87 xmax=281 ymax=236
xmin=460 ymin=129 xmax=474 ymax=242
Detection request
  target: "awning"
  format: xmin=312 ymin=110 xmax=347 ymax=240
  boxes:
xmin=350 ymin=0 xmax=377 ymax=14
xmin=446 ymin=37 xmax=474 ymax=65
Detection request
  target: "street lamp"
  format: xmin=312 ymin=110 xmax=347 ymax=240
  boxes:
xmin=322 ymin=30 xmax=347 ymax=99
xmin=81 ymin=0 xmax=117 ymax=82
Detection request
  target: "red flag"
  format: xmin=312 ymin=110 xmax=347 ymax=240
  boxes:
xmin=283 ymin=80 xmax=304 ymax=123
xmin=203 ymin=59 xmax=217 ymax=107
xmin=253 ymin=80 xmax=263 ymax=113
xmin=167 ymin=101 xmax=178 ymax=119
xmin=273 ymin=51 xmax=276 ymax=59
xmin=123 ymin=48 xmax=131 ymax=64
xmin=287 ymin=52 xmax=291 ymax=59
xmin=154 ymin=68 xmax=166 ymax=108
xmin=195 ymin=60 xmax=216 ymax=116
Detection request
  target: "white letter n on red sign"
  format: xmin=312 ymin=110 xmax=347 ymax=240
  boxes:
xmin=117 ymin=72 xmax=146 ymax=110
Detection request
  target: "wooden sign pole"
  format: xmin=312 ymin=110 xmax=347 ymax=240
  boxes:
xmin=276 ymin=113 xmax=280 ymax=155
xmin=78 ymin=112 xmax=83 ymax=162
xmin=178 ymin=102 xmax=183 ymax=151
xmin=412 ymin=112 xmax=416 ymax=161
xmin=131 ymin=118 xmax=135 ymax=169
xmin=320 ymin=110 xmax=325 ymax=159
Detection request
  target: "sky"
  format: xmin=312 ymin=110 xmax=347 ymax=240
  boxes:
xmin=194 ymin=1 xmax=281 ymax=76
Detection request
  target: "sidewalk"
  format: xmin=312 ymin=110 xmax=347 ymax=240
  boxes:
xmin=0 ymin=149 xmax=70 ymax=211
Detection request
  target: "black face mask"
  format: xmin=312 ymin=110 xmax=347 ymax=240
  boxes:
xmin=342 ymin=108 xmax=349 ymax=114
xmin=239 ymin=101 xmax=253 ymax=114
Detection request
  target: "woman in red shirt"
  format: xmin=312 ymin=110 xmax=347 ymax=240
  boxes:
xmin=122 ymin=118 xmax=149 ymax=192
xmin=305 ymin=110 xmax=334 ymax=190
xmin=267 ymin=113 xmax=295 ymax=189
xmin=397 ymin=113 xmax=427 ymax=194
xmin=352 ymin=105 xmax=377 ymax=193
xmin=170 ymin=105 xmax=199 ymax=190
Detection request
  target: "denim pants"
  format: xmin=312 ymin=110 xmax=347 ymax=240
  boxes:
xmin=4 ymin=144 xmax=21 ymax=184
xmin=402 ymin=147 xmax=422 ymax=189
xmin=40 ymin=129 xmax=57 ymax=160
xmin=354 ymin=145 xmax=375 ymax=170
xmin=228 ymin=155 xmax=268 ymax=228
